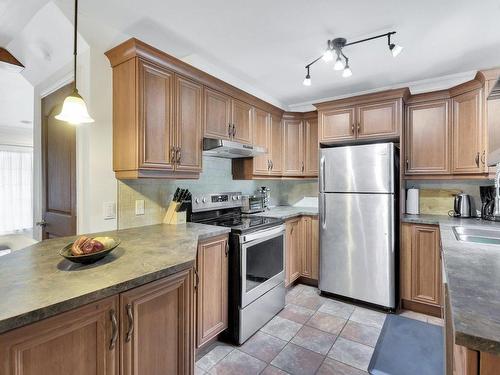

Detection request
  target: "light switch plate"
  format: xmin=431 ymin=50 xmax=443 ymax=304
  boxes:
xmin=103 ymin=202 xmax=116 ymax=220
xmin=135 ymin=199 xmax=145 ymax=215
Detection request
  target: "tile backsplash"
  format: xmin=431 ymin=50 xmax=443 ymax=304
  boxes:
xmin=118 ymin=156 xmax=318 ymax=229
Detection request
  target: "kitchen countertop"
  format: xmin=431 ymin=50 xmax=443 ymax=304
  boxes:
xmin=252 ymin=206 xmax=318 ymax=220
xmin=0 ymin=223 xmax=230 ymax=334
xmin=405 ymin=214 xmax=500 ymax=354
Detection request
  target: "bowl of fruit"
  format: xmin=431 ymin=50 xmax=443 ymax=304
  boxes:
xmin=59 ymin=236 xmax=120 ymax=264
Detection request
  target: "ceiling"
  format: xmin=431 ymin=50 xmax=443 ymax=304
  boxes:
xmin=2 ymin=0 xmax=500 ymax=111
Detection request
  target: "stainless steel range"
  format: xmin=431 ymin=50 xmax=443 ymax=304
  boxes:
xmin=190 ymin=192 xmax=285 ymax=344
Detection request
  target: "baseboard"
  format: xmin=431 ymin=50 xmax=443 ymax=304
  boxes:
xmin=401 ymin=299 xmax=442 ymax=318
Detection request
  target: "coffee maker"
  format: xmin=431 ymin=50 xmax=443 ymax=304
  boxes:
xmin=480 ymin=186 xmax=500 ymax=221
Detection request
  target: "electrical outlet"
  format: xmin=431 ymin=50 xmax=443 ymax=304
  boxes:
xmin=103 ymin=202 xmax=116 ymax=220
xmin=135 ymin=199 xmax=145 ymax=215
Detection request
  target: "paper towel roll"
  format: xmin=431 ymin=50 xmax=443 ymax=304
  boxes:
xmin=406 ymin=188 xmax=420 ymax=215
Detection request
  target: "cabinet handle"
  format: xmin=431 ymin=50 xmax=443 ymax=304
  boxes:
xmin=475 ymin=152 xmax=480 ymax=167
xmin=270 ymin=160 xmax=273 ymax=170
xmin=228 ymin=123 xmax=232 ymax=137
xmin=357 ymin=123 xmax=360 ymax=133
xmin=225 ymin=242 xmax=229 ymax=257
xmin=170 ymin=146 xmax=176 ymax=164
xmin=267 ymin=160 xmax=270 ymax=171
xmin=481 ymin=150 xmax=486 ymax=166
xmin=109 ymin=309 xmax=118 ymax=350
xmin=125 ymin=303 xmax=134 ymax=343
xmin=351 ymin=124 xmax=354 ymax=134
xmin=176 ymin=147 xmax=181 ymax=164
xmin=301 ymin=161 xmax=304 ymax=173
xmin=406 ymin=159 xmax=409 ymax=170
xmin=194 ymin=267 xmax=200 ymax=289
xmin=232 ymin=124 xmax=236 ymax=137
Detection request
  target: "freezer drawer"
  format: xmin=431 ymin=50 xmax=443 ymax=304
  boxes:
xmin=320 ymin=143 xmax=395 ymax=194
xmin=319 ymin=192 xmax=395 ymax=308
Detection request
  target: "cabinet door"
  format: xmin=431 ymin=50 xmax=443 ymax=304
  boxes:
xmin=269 ymin=114 xmax=283 ymax=175
xmin=357 ymin=99 xmax=399 ymax=139
xmin=204 ymin=88 xmax=232 ymax=140
xmin=301 ymin=216 xmax=312 ymax=278
xmin=175 ymin=75 xmax=203 ymax=172
xmin=252 ymin=108 xmax=271 ymax=175
xmin=304 ymin=117 xmax=318 ymax=176
xmin=232 ymin=99 xmax=253 ymax=144
xmin=319 ymin=107 xmax=356 ymax=143
xmin=196 ymin=236 xmax=228 ymax=348
xmin=285 ymin=218 xmax=302 ymax=286
xmin=138 ymin=59 xmax=174 ymax=170
xmin=452 ymin=89 xmax=484 ymax=174
xmin=411 ymin=225 xmax=441 ymax=306
xmin=0 ymin=297 xmax=118 ymax=375
xmin=406 ymin=100 xmax=451 ymax=175
xmin=283 ymin=119 xmax=304 ymax=176
xmin=120 ymin=269 xmax=194 ymax=375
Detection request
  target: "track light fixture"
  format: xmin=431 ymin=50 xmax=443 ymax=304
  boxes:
xmin=303 ymin=31 xmax=402 ymax=86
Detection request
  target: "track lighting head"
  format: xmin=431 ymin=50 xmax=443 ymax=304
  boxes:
xmin=303 ymin=67 xmax=311 ymax=86
xmin=389 ymin=43 xmax=403 ymax=57
xmin=333 ymin=55 xmax=345 ymax=71
xmin=322 ymin=40 xmax=334 ymax=62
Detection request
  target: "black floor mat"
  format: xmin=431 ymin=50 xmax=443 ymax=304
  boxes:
xmin=368 ymin=314 xmax=444 ymax=375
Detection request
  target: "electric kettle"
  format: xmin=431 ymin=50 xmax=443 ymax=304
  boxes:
xmin=449 ymin=193 xmax=471 ymax=218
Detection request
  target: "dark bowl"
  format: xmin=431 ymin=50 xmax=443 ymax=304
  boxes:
xmin=59 ymin=239 xmax=121 ymax=264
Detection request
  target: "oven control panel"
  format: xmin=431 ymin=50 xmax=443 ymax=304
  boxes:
xmin=192 ymin=192 xmax=242 ymax=212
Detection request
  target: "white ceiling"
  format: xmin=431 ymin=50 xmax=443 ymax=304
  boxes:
xmin=2 ymin=0 xmax=500 ymax=111
xmin=0 ymin=70 xmax=33 ymax=129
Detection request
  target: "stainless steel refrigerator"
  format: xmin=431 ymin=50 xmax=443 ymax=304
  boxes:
xmin=319 ymin=143 xmax=398 ymax=309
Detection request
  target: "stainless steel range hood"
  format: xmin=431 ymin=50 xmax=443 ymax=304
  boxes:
xmin=203 ymin=137 xmax=266 ymax=158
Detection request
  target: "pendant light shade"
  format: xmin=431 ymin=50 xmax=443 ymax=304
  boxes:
xmin=55 ymin=0 xmax=94 ymax=125
xmin=55 ymin=89 xmax=95 ymax=124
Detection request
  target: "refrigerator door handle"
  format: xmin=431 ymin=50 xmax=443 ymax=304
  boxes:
xmin=320 ymin=194 xmax=327 ymax=229
xmin=319 ymin=155 xmax=326 ymax=192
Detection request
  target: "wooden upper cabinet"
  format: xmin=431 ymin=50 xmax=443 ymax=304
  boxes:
xmin=0 ymin=297 xmax=118 ymax=375
xmin=253 ymin=108 xmax=271 ymax=175
xmin=319 ymin=107 xmax=355 ymax=143
xmin=411 ymin=225 xmax=441 ymax=307
xmin=283 ymin=118 xmax=304 ymax=176
xmin=269 ymin=114 xmax=283 ymax=175
xmin=196 ymin=236 xmax=228 ymax=348
xmin=406 ymin=100 xmax=451 ymax=175
xmin=357 ymin=99 xmax=400 ymax=139
xmin=304 ymin=116 xmax=318 ymax=176
xmin=175 ymin=75 xmax=203 ymax=173
xmin=139 ymin=59 xmax=174 ymax=170
xmin=232 ymin=99 xmax=253 ymax=144
xmin=204 ymin=88 xmax=232 ymax=140
xmin=452 ymin=89 xmax=484 ymax=174
xmin=120 ymin=269 xmax=193 ymax=375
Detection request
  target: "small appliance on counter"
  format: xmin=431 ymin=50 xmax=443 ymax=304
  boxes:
xmin=406 ymin=188 xmax=420 ymax=215
xmin=259 ymin=186 xmax=271 ymax=210
xmin=480 ymin=186 xmax=500 ymax=221
xmin=448 ymin=193 xmax=471 ymax=218
xmin=241 ymin=194 xmax=265 ymax=214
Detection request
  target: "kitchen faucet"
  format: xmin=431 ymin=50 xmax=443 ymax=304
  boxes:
xmin=495 ymin=162 xmax=500 ymax=217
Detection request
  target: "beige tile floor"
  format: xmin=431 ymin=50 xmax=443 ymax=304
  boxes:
xmin=196 ymin=284 xmax=444 ymax=375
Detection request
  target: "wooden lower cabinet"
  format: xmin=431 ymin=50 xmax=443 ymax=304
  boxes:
xmin=285 ymin=216 xmax=319 ymax=287
xmin=0 ymin=270 xmax=194 ymax=375
xmin=120 ymin=269 xmax=194 ymax=375
xmin=0 ymin=297 xmax=119 ymax=375
xmin=195 ymin=235 xmax=228 ymax=348
xmin=401 ymin=223 xmax=442 ymax=316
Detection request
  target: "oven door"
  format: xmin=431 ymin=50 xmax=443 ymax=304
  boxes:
xmin=240 ymin=225 xmax=285 ymax=308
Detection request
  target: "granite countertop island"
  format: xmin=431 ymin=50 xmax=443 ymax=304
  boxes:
xmin=0 ymin=223 xmax=230 ymax=334
xmin=403 ymin=213 xmax=500 ymax=355
xmin=252 ymin=206 xmax=318 ymax=220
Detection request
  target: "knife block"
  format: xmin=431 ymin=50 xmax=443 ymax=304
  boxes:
xmin=163 ymin=201 xmax=188 ymax=225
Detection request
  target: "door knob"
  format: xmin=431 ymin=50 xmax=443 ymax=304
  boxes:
xmin=36 ymin=220 xmax=47 ymax=227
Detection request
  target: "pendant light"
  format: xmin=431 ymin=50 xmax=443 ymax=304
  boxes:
xmin=55 ymin=0 xmax=94 ymax=125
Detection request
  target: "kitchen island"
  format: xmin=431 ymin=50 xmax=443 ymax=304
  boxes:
xmin=0 ymin=222 xmax=230 ymax=375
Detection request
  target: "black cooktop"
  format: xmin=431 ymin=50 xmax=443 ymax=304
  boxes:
xmin=203 ymin=215 xmax=283 ymax=234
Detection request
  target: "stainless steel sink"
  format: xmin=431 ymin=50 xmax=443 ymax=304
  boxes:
xmin=453 ymin=226 xmax=500 ymax=245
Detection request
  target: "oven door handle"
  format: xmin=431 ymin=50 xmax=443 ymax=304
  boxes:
xmin=241 ymin=225 xmax=285 ymax=244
